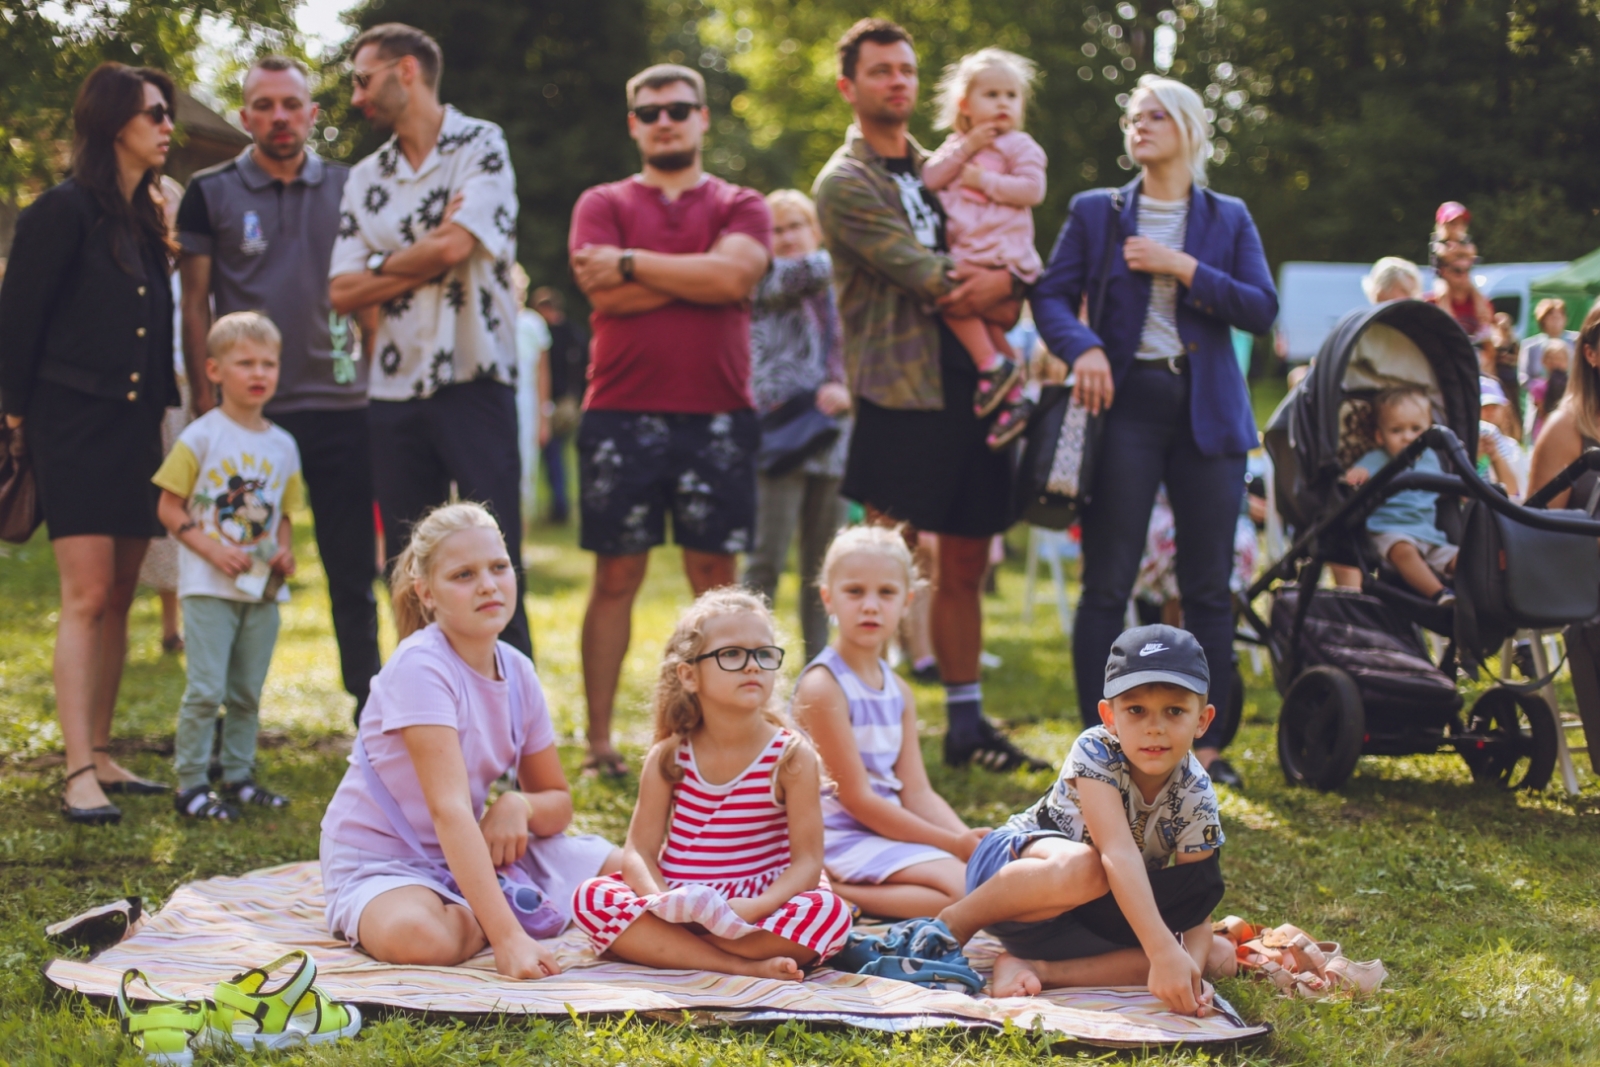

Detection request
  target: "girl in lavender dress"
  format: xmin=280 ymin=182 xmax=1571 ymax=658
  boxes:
xmin=792 ymin=526 xmax=990 ymax=918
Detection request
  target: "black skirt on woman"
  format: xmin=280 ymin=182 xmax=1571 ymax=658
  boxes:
xmin=28 ymin=378 xmax=166 ymax=540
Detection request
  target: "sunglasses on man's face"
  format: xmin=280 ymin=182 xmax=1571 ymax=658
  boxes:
xmin=138 ymin=103 xmax=174 ymax=127
xmin=351 ymin=57 xmax=401 ymax=91
xmin=632 ymin=102 xmax=699 ymax=125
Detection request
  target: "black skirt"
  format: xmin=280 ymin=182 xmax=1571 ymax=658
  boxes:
xmin=27 ymin=379 xmax=165 ymax=539
xmin=841 ymin=324 xmax=1015 ymax=538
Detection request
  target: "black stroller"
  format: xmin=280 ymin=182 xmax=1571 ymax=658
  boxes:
xmin=1244 ymin=299 xmax=1600 ymax=792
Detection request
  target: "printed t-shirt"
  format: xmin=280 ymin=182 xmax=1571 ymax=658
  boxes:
xmin=320 ymin=624 xmax=557 ymax=858
xmin=1356 ymin=447 xmax=1448 ymax=545
xmin=329 ymin=106 xmax=520 ymax=401
xmin=1007 ymin=724 xmax=1223 ymax=871
xmin=883 ymin=155 xmax=948 ymax=252
xmin=151 ymin=408 xmax=304 ymax=602
xmin=568 ymin=174 xmax=772 ymax=413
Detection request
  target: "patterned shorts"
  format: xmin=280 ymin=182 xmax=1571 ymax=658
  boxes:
xmin=570 ymin=874 xmax=853 ymax=960
xmin=577 ymin=410 xmax=759 ymax=556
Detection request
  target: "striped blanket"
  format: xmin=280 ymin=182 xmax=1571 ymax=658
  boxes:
xmin=44 ymin=862 xmax=1269 ymax=1048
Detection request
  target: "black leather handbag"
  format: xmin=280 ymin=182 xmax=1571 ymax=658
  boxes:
xmin=757 ymin=391 xmax=842 ymax=477
xmin=1014 ymin=191 xmax=1123 ymax=530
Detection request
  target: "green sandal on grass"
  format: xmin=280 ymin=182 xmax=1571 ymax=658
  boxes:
xmin=115 ymin=969 xmax=212 ymax=1066
xmin=209 ymin=949 xmax=361 ymax=1051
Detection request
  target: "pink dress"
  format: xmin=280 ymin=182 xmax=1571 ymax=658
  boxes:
xmin=921 ymin=129 xmax=1047 ymax=282
xmin=571 ymin=729 xmax=852 ymax=960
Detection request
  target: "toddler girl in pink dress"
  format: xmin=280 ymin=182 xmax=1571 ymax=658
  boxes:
xmin=922 ymin=48 xmax=1048 ymax=449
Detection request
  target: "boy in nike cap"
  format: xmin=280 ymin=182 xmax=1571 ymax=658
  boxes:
xmin=935 ymin=625 xmax=1231 ymax=1014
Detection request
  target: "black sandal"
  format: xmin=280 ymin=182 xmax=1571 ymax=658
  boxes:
xmin=61 ymin=765 xmax=122 ymax=826
xmin=174 ymin=785 xmax=240 ymax=821
xmin=93 ymin=746 xmax=170 ymax=795
xmin=220 ymin=779 xmax=290 ymax=809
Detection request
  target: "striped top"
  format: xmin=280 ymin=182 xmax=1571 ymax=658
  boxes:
xmin=806 ymin=647 xmax=908 ymax=830
xmin=1134 ymin=195 xmax=1189 ymax=361
xmin=656 ymin=729 xmax=795 ymax=898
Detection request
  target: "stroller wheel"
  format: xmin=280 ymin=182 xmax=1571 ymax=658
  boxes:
xmin=1458 ymin=688 xmax=1558 ymax=791
xmin=1277 ymin=666 xmax=1365 ymax=791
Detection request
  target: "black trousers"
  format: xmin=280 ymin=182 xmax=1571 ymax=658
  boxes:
xmin=368 ymin=379 xmax=531 ymax=657
xmin=271 ymin=408 xmax=383 ymax=707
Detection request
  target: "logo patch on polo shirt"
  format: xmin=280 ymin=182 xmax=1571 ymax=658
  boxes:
xmin=241 ymin=210 xmax=268 ymax=255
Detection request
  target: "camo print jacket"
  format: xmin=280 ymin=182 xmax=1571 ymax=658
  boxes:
xmin=813 ymin=127 xmax=956 ymax=411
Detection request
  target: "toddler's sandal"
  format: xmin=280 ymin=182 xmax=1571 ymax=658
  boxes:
xmin=210 ymin=949 xmax=361 ymax=1051
xmin=116 ymin=969 xmax=212 ymax=1066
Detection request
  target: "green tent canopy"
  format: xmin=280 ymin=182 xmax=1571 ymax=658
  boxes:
xmin=1528 ymin=248 xmax=1600 ymax=334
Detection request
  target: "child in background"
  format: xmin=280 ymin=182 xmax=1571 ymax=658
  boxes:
xmin=935 ymin=626 xmax=1229 ymax=1012
xmin=1343 ymin=386 xmax=1456 ymax=603
xmin=319 ymin=502 xmax=618 ymax=974
xmin=572 ymin=589 xmax=852 ymax=980
xmin=1529 ymin=338 xmax=1570 ymax=441
xmin=792 ymin=526 xmax=986 ymax=919
xmin=922 ymin=47 xmax=1048 ymax=450
xmin=1478 ymin=378 xmax=1525 ymax=499
xmin=154 ymin=312 xmax=300 ymax=820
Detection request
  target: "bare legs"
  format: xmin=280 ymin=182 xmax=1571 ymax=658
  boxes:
xmin=990 ymin=921 xmax=1217 ymax=999
xmin=604 ymin=911 xmax=808 ymax=981
xmin=53 ymin=535 xmax=148 ymax=810
xmin=1387 ymin=540 xmax=1451 ymax=598
xmin=581 ymin=549 xmax=736 ymax=770
xmin=158 ymin=589 xmax=182 ymax=650
xmin=832 ymin=858 xmax=969 ymax=920
xmin=932 ymin=534 xmax=989 ymax=689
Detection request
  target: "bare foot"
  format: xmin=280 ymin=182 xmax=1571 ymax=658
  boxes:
xmin=582 ymin=745 xmax=629 ymax=779
xmin=92 ymin=753 xmax=140 ymax=784
xmin=741 ymin=956 xmax=803 ymax=982
xmin=63 ymin=774 xmax=112 ymax=811
xmin=989 ymin=952 xmax=1044 ymax=998
xmin=1206 ymin=934 xmax=1238 ymax=979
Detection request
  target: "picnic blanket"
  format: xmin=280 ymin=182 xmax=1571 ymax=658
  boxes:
xmin=44 ymin=862 xmax=1269 ymax=1048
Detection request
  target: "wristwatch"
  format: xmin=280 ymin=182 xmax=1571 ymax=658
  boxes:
xmin=366 ymin=251 xmax=390 ymax=275
xmin=619 ymin=249 xmax=636 ymax=283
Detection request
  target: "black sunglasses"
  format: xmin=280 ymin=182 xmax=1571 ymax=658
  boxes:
xmin=138 ymin=103 xmax=174 ymax=126
xmin=632 ymin=102 xmax=699 ymax=125
xmin=691 ymin=645 xmax=785 ymax=671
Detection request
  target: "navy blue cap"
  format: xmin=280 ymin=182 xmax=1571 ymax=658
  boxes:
xmin=1104 ymin=624 xmax=1210 ymax=699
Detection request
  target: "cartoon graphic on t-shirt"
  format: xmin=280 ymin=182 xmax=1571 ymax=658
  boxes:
xmin=215 ymin=475 xmax=274 ymax=545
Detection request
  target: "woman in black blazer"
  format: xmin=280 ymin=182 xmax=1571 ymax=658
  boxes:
xmin=0 ymin=63 xmax=180 ymax=823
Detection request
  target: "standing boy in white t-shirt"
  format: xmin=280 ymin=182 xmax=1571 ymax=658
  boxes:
xmin=936 ymin=625 xmax=1231 ymax=1015
xmin=153 ymin=311 xmax=304 ymax=820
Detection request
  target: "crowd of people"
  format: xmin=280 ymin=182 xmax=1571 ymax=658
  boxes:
xmin=23 ymin=13 xmax=1521 ymax=1016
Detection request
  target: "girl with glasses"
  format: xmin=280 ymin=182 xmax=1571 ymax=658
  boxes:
xmin=793 ymin=526 xmax=989 ymax=919
xmin=572 ymin=588 xmax=852 ymax=980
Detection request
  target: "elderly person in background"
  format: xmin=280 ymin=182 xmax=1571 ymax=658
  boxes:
xmin=0 ymin=63 xmax=181 ymax=823
xmin=741 ymin=189 xmax=851 ymax=662
xmin=1363 ymin=256 xmax=1424 ymax=304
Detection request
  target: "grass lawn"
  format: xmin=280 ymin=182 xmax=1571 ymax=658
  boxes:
xmin=3 ymin=402 xmax=1598 ymax=1064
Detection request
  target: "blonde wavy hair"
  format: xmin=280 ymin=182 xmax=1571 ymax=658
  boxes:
xmin=389 ymin=502 xmax=505 ymax=641
xmin=819 ymin=524 xmax=924 ymax=592
xmin=653 ymin=587 xmax=807 ymax=798
xmin=934 ymin=47 xmax=1037 ymax=133
xmin=1125 ymin=73 xmax=1213 ymax=189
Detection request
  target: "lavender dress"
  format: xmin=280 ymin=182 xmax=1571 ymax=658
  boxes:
xmin=807 ymin=648 xmax=959 ymax=883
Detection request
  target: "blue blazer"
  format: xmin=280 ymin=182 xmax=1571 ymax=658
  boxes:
xmin=1031 ymin=176 xmax=1277 ymax=457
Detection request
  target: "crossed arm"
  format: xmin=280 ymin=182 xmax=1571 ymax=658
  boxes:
xmin=329 ymin=193 xmax=479 ymax=316
xmin=570 ymin=232 xmax=770 ymax=317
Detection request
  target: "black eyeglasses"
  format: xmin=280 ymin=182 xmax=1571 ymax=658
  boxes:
xmin=352 ymin=57 xmax=401 ymax=91
xmin=632 ymin=102 xmax=699 ymax=125
xmin=691 ymin=645 xmax=785 ymax=671
xmin=138 ymin=104 xmax=174 ymax=126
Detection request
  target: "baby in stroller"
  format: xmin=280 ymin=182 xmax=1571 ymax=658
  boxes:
xmin=1342 ymin=385 xmax=1457 ymax=604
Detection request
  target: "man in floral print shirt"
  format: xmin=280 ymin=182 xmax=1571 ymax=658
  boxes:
xmin=329 ymin=23 xmax=530 ymax=656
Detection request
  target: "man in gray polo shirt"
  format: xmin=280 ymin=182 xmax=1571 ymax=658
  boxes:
xmin=178 ymin=55 xmax=381 ymax=719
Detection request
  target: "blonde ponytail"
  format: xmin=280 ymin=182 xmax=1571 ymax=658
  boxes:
xmin=388 ymin=502 xmax=504 ymax=640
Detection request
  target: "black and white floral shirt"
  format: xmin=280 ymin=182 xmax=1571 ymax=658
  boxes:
xmin=331 ymin=106 xmax=519 ymax=401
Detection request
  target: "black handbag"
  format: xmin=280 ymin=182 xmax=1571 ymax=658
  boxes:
xmin=757 ymin=391 xmax=842 ymax=477
xmin=0 ymin=421 xmax=43 ymax=544
xmin=1014 ymin=190 xmax=1123 ymax=529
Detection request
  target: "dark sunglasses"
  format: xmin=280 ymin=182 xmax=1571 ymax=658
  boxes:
xmin=351 ymin=57 xmax=401 ymax=91
xmin=691 ymin=645 xmax=785 ymax=671
xmin=632 ymin=102 xmax=699 ymax=125
xmin=138 ymin=103 xmax=174 ymax=126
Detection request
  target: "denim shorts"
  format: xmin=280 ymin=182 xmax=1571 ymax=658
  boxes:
xmin=577 ymin=409 xmax=759 ymax=556
xmin=967 ymin=823 xmax=1225 ymax=961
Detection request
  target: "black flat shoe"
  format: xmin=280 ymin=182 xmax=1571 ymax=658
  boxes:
xmin=99 ymin=776 xmax=170 ymax=796
xmin=61 ymin=765 xmax=122 ymax=826
xmin=1207 ymin=757 xmax=1244 ymax=789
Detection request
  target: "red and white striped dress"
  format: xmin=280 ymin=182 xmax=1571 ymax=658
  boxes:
xmin=571 ymin=729 xmax=852 ymax=960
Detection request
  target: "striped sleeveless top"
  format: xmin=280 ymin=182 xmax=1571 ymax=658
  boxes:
xmin=656 ymin=729 xmax=794 ymax=898
xmin=806 ymin=647 xmax=907 ymax=830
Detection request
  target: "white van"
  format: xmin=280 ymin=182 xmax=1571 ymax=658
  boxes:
xmin=1273 ymin=260 xmax=1569 ymax=362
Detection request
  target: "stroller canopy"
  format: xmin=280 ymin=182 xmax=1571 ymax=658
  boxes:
xmin=1266 ymin=299 xmax=1481 ymax=531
